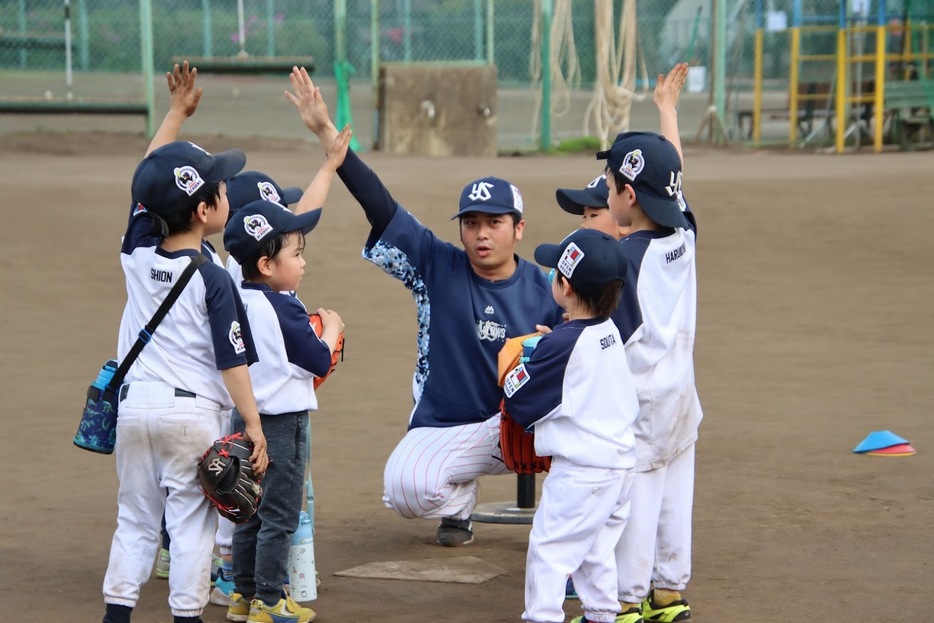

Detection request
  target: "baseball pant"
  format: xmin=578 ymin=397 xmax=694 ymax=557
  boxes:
xmin=523 ymin=459 xmax=634 ymax=623
xmin=382 ymin=413 xmax=510 ymax=520
xmin=103 ymin=381 xmax=224 ymax=618
xmin=615 ymin=443 xmax=695 ymax=603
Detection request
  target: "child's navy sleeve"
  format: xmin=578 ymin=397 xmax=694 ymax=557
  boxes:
xmin=202 ymin=265 xmax=258 ymax=369
xmin=267 ymin=294 xmax=333 ymax=377
xmin=502 ymin=329 xmax=575 ymax=429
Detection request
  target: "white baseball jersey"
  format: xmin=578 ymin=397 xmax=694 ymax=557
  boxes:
xmin=237 ymin=282 xmax=333 ymax=414
xmin=611 ymin=208 xmax=702 ymax=471
xmin=118 ymin=206 xmax=257 ymax=409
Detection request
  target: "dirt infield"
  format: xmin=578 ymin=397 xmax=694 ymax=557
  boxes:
xmin=2 ymin=131 xmax=932 ymax=623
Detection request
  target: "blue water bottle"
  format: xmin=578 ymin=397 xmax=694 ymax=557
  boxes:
xmin=288 ymin=511 xmax=317 ymax=601
xmin=74 ymin=359 xmax=120 ymax=454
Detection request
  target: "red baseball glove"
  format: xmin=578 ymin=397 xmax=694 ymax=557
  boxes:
xmin=309 ymin=313 xmax=344 ymax=389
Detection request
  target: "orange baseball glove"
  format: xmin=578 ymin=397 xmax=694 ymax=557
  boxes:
xmin=498 ymin=332 xmax=551 ymax=474
xmin=309 ymin=313 xmax=344 ymax=389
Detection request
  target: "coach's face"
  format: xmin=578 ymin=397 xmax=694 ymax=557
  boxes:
xmin=459 ymin=211 xmax=524 ymax=281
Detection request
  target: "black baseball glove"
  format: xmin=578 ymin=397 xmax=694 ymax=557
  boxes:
xmin=197 ymin=432 xmax=263 ymax=524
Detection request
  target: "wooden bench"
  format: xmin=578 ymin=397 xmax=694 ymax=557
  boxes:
xmin=885 ymin=80 xmax=934 ymax=151
xmin=737 ymin=81 xmax=834 ymax=140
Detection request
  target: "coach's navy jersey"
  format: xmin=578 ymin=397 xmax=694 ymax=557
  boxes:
xmin=238 ymin=283 xmax=332 ymax=414
xmin=118 ymin=207 xmax=257 ymax=410
xmin=503 ymin=317 xmax=638 ymax=469
xmin=337 ymin=154 xmax=564 ymax=429
xmin=612 ymin=204 xmax=703 ymax=471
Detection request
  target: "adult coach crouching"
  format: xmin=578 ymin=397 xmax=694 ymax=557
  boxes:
xmin=286 ymin=66 xmax=563 ymax=546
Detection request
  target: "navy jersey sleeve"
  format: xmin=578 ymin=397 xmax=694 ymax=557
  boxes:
xmin=682 ymin=196 xmax=697 ymax=236
xmin=202 ymin=264 xmax=258 ymax=369
xmin=503 ymin=327 xmax=577 ymax=429
xmin=364 ymin=208 xmax=458 ymax=292
xmin=337 ymin=149 xmax=398 ymax=238
xmin=267 ymin=293 xmax=333 ymax=377
xmin=121 ymin=205 xmax=161 ymax=254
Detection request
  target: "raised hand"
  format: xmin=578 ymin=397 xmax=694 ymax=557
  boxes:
xmin=653 ymin=62 xmax=689 ymax=112
xmin=286 ymin=66 xmax=332 ymax=134
xmin=166 ymin=60 xmax=203 ymax=118
xmin=326 ymin=124 xmax=353 ymax=169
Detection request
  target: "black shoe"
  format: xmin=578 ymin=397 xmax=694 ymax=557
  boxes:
xmin=436 ymin=518 xmax=474 ymax=547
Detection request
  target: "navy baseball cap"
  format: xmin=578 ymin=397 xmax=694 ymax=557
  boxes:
xmin=534 ymin=229 xmax=626 ymax=298
xmin=226 ymin=170 xmax=303 ymax=214
xmin=556 ymin=173 xmax=609 ymax=215
xmin=224 ymin=199 xmax=322 ymax=264
xmin=131 ymin=141 xmax=246 ymax=217
xmin=452 ymin=176 xmax=524 ymax=220
xmin=596 ymin=131 xmax=689 ymax=229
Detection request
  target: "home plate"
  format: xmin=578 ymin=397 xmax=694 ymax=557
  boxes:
xmin=333 ymin=556 xmax=507 ymax=584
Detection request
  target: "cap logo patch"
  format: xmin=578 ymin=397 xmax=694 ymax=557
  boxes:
xmin=174 ymin=166 xmax=205 ymax=196
xmin=468 ymin=181 xmax=494 ymax=202
xmin=133 ymin=202 xmax=147 ymax=215
xmin=503 ymin=363 xmax=531 ymax=397
xmin=257 ymin=181 xmax=281 ymax=204
xmin=558 ymin=241 xmax=585 ymax=278
xmin=229 ymin=321 xmax=246 ymax=354
xmin=665 ymin=170 xmax=687 ymax=210
xmin=510 ymin=184 xmax=524 ymax=213
xmin=619 ymin=149 xmax=645 ymax=181
xmin=586 ymin=174 xmax=606 ymax=189
xmin=243 ymin=213 xmax=273 ymax=241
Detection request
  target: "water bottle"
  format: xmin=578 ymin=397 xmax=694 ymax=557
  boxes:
xmin=91 ymin=359 xmax=119 ymax=395
xmin=288 ymin=511 xmax=317 ymax=602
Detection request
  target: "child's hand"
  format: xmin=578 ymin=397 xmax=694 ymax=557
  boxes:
xmin=326 ymin=124 xmax=353 ymax=169
xmin=166 ymin=60 xmax=202 ymax=118
xmin=653 ymin=62 xmax=689 ymax=112
xmin=316 ymin=308 xmax=345 ymax=333
xmin=286 ymin=66 xmax=331 ymax=134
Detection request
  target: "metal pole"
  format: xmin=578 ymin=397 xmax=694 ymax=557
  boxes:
xmin=835 ymin=1 xmax=847 ymax=154
xmin=474 ymin=0 xmax=482 ymax=61
xmin=202 ymin=0 xmax=212 ymax=58
xmin=873 ymin=0 xmax=887 ymax=152
xmin=18 ymin=0 xmax=27 ymax=68
xmin=372 ymin=0 xmax=380 ymax=149
xmin=267 ymin=0 xmax=275 ymax=57
xmin=403 ymin=0 xmax=411 ymax=61
xmin=64 ymin=0 xmax=74 ymax=100
xmin=540 ymin=0 xmax=552 ymax=150
xmin=714 ymin=0 xmax=726 ymax=140
xmin=78 ymin=0 xmax=89 ymax=71
xmin=139 ymin=0 xmax=155 ymax=137
xmin=516 ymin=474 xmax=536 ymax=509
xmin=236 ymin=0 xmax=247 ymax=57
xmin=486 ymin=0 xmax=494 ymax=65
xmin=336 ymin=0 xmax=346 ymax=67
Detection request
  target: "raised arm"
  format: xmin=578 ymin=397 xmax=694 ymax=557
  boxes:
xmin=292 ymin=125 xmax=353 ymax=216
xmin=653 ymin=62 xmax=688 ymax=168
xmin=145 ymin=60 xmax=203 ymax=157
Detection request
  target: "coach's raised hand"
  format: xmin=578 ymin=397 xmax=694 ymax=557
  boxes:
xmin=286 ymin=66 xmax=340 ymax=151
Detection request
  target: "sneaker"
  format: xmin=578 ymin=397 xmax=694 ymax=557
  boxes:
xmin=210 ymin=566 xmax=236 ymax=607
xmin=565 ymin=576 xmax=579 ymax=600
xmin=210 ymin=555 xmax=224 ymax=587
xmin=641 ymin=591 xmax=690 ymax=622
xmin=155 ymin=547 xmax=170 ymax=579
xmin=570 ymin=610 xmax=643 ymax=623
xmin=247 ymin=597 xmax=315 ymax=623
xmin=227 ymin=592 xmax=252 ymax=622
xmin=436 ymin=518 xmax=474 ymax=547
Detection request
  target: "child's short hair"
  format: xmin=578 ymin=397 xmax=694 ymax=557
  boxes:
xmin=553 ymin=271 xmax=623 ymax=317
xmin=239 ymin=230 xmax=299 ymax=281
xmin=153 ymin=181 xmax=222 ymax=235
xmin=224 ymin=199 xmax=322 ymax=281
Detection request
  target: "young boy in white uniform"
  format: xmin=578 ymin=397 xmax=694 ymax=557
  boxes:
xmin=102 ymin=141 xmax=269 ymax=623
xmin=503 ymin=229 xmax=641 ymax=623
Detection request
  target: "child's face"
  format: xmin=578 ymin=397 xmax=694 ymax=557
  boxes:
xmin=266 ymin=231 xmax=306 ymax=292
xmin=605 ymin=169 xmax=634 ymax=228
xmin=580 ymin=206 xmax=628 ymax=240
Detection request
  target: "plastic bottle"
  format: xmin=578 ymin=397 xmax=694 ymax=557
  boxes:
xmin=91 ymin=359 xmax=119 ymax=394
xmin=288 ymin=511 xmax=317 ymax=602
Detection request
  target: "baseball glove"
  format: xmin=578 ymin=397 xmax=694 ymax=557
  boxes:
xmin=197 ymin=432 xmax=263 ymax=524
xmin=309 ymin=313 xmax=345 ymax=389
xmin=498 ymin=332 xmax=551 ymax=474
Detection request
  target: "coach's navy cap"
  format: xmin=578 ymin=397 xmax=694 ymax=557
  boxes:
xmin=224 ymin=199 xmax=322 ymax=264
xmin=226 ymin=170 xmax=303 ymax=214
xmin=534 ymin=229 xmax=626 ymax=298
xmin=452 ymin=176 xmax=524 ymax=219
xmin=131 ymin=141 xmax=246 ymax=216
xmin=596 ymin=131 xmax=689 ymax=229
xmin=556 ymin=173 xmax=609 ymax=215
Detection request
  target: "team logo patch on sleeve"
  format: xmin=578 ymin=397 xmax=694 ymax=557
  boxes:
xmin=503 ymin=363 xmax=531 ymax=397
xmin=557 ymin=242 xmax=585 ymax=278
xmin=243 ymin=214 xmax=273 ymax=241
xmin=174 ymin=166 xmax=205 ymax=196
xmin=619 ymin=149 xmax=645 ymax=181
xmin=229 ymin=321 xmax=246 ymax=354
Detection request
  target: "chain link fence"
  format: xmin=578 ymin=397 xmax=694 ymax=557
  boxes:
xmin=1 ymin=1 xmax=928 ymax=146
